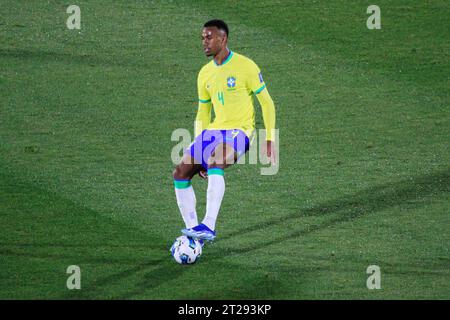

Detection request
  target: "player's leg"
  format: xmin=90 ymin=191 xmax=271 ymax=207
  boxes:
xmin=173 ymin=154 xmax=204 ymax=180
xmin=172 ymin=154 xmax=204 ymax=229
xmin=202 ymin=142 xmax=236 ymax=230
xmin=182 ymin=143 xmax=237 ymax=241
xmin=182 ymin=130 xmax=249 ymax=241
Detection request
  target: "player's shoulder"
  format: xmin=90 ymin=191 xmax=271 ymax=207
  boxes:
xmin=233 ymin=52 xmax=259 ymax=69
xmin=198 ymin=60 xmax=215 ymax=78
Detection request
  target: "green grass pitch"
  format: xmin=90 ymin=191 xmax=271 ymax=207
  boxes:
xmin=0 ymin=0 xmax=449 ymax=299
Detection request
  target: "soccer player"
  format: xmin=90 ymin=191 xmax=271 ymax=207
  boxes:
xmin=172 ymin=19 xmax=276 ymax=241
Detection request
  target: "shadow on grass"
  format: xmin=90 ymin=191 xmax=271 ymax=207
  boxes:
xmin=1 ymin=168 xmax=448 ymax=299
xmin=99 ymin=169 xmax=450 ymax=299
xmin=213 ymin=169 xmax=449 ymax=257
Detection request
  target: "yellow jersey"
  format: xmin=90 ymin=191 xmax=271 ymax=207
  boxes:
xmin=195 ymin=50 xmax=276 ymax=141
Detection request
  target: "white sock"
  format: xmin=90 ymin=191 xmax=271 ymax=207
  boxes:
xmin=174 ymin=182 xmax=198 ymax=229
xmin=202 ymin=169 xmax=225 ymax=231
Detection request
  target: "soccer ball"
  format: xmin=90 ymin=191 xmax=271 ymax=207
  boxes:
xmin=170 ymin=235 xmax=202 ymax=265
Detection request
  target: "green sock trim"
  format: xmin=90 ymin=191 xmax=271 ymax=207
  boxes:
xmin=174 ymin=180 xmax=191 ymax=189
xmin=207 ymin=168 xmax=224 ymax=176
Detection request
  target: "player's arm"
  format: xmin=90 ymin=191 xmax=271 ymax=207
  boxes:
xmin=195 ymin=100 xmax=212 ymax=137
xmin=255 ymin=86 xmax=276 ymax=142
xmin=195 ymin=72 xmax=212 ymax=137
xmin=195 ymin=98 xmax=211 ymax=180
xmin=250 ymin=64 xmax=276 ymax=142
xmin=256 ymin=85 xmax=276 ymax=163
xmin=249 ymin=62 xmax=277 ymax=163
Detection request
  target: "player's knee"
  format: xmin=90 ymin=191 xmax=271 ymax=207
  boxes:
xmin=172 ymin=166 xmax=183 ymax=180
xmin=173 ymin=165 xmax=190 ymax=180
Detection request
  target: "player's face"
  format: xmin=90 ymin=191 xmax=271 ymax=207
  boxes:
xmin=201 ymin=27 xmax=226 ymax=56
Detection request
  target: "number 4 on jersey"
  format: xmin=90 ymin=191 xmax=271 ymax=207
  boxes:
xmin=218 ymin=92 xmax=225 ymax=106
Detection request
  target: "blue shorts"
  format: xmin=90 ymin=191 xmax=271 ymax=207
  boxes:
xmin=185 ymin=129 xmax=250 ymax=169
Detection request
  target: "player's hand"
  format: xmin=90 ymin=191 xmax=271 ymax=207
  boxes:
xmin=266 ymin=140 xmax=277 ymax=165
xmin=199 ymin=169 xmax=208 ymax=179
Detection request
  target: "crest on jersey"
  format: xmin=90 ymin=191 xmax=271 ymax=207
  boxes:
xmin=227 ymin=76 xmax=236 ymax=88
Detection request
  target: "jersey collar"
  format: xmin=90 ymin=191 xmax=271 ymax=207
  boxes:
xmin=213 ymin=50 xmax=234 ymax=67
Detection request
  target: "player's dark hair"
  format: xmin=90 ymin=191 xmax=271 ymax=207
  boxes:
xmin=204 ymin=19 xmax=229 ymax=37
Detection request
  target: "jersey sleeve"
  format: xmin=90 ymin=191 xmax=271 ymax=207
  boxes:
xmin=248 ymin=61 xmax=276 ymax=141
xmin=197 ymin=70 xmax=211 ymax=103
xmin=248 ymin=61 xmax=267 ymax=95
xmin=255 ymin=88 xmax=276 ymax=141
xmin=195 ymin=71 xmax=212 ymax=137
